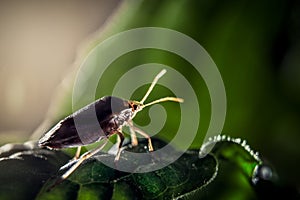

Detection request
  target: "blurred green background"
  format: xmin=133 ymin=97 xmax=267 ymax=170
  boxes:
xmin=0 ymin=0 xmax=299 ymax=189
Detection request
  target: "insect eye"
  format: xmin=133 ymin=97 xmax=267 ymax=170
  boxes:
xmin=129 ymin=101 xmax=141 ymax=111
xmin=129 ymin=102 xmax=138 ymax=111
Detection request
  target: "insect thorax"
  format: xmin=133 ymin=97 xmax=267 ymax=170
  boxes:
xmin=114 ymin=108 xmax=134 ymax=127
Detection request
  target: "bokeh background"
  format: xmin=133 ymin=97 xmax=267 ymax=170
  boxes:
xmin=0 ymin=0 xmax=120 ymax=141
xmin=0 ymin=0 xmax=299 ymax=189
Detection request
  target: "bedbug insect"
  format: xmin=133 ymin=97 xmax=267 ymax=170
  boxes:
xmin=38 ymin=69 xmax=183 ymax=184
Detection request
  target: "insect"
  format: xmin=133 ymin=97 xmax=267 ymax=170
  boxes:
xmin=38 ymin=69 xmax=183 ymax=184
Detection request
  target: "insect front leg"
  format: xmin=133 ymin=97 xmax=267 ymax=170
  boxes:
xmin=128 ymin=120 xmax=138 ymax=147
xmin=128 ymin=122 xmax=153 ymax=152
xmin=114 ymin=131 xmax=125 ymax=162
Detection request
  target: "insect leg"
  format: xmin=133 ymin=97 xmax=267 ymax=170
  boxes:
xmin=58 ymin=139 xmax=108 ymax=183
xmin=128 ymin=123 xmax=153 ymax=152
xmin=128 ymin=121 xmax=138 ymax=146
xmin=114 ymin=131 xmax=125 ymax=162
xmin=72 ymin=146 xmax=82 ymax=160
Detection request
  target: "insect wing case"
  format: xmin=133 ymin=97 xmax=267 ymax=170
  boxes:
xmin=39 ymin=96 xmax=130 ymax=149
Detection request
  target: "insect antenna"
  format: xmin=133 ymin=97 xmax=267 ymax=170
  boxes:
xmin=140 ymin=69 xmax=167 ymax=104
xmin=139 ymin=69 xmax=184 ymax=109
xmin=141 ymin=97 xmax=184 ymax=109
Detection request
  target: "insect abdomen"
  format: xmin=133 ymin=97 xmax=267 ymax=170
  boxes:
xmin=38 ymin=96 xmax=131 ymax=149
xmin=38 ymin=117 xmax=105 ymax=149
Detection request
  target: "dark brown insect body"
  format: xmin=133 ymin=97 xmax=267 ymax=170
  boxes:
xmin=39 ymin=96 xmax=136 ymax=149
xmin=38 ymin=69 xmax=183 ymax=186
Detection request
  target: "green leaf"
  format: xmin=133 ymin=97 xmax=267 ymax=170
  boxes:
xmin=1 ymin=137 xmax=298 ymax=199
xmin=36 ymin=139 xmax=218 ymax=200
xmin=0 ymin=142 xmax=70 ymax=200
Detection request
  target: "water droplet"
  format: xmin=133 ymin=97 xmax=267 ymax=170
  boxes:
xmin=241 ymin=140 xmax=246 ymax=146
xmin=252 ymin=164 xmax=273 ymax=185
